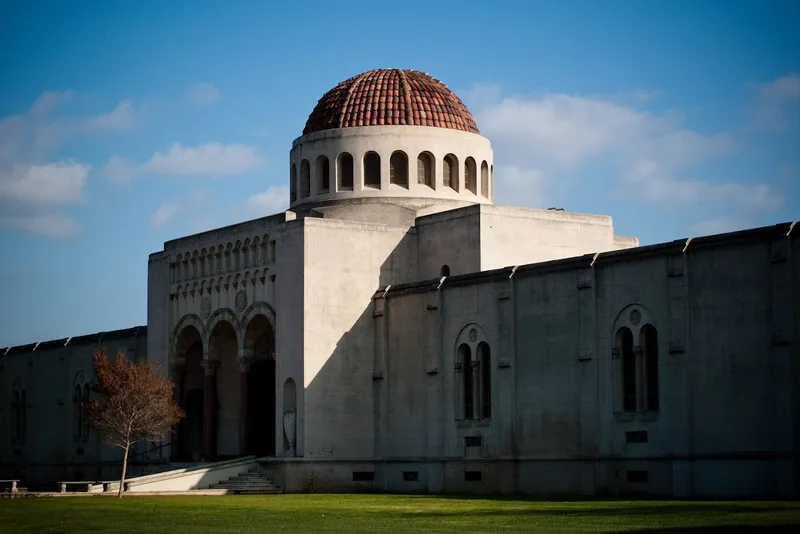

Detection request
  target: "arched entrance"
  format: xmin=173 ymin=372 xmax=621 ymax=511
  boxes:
xmin=243 ymin=312 xmax=276 ymax=456
xmin=173 ymin=324 xmax=204 ymax=461
xmin=247 ymin=359 xmax=276 ymax=456
xmin=182 ymin=388 xmax=204 ymax=461
xmin=207 ymin=317 xmax=238 ymax=459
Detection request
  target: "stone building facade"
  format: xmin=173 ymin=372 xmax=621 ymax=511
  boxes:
xmin=2 ymin=68 xmax=798 ymax=496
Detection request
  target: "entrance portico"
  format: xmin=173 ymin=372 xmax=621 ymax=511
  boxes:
xmin=170 ymin=303 xmax=278 ymax=462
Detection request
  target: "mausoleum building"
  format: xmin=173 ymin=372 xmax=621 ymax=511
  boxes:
xmin=2 ymin=68 xmax=798 ymax=497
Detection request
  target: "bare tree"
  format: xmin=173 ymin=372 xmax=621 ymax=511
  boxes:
xmin=86 ymin=347 xmax=183 ymax=497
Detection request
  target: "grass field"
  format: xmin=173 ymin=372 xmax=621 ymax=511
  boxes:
xmin=1 ymin=494 xmax=799 ymax=533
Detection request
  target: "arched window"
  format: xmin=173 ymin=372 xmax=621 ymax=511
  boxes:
xmin=612 ymin=306 xmax=660 ymax=415
xmin=300 ymin=159 xmax=311 ymax=198
xmin=417 ymin=152 xmax=434 ymax=188
xmin=617 ymin=327 xmax=636 ymax=412
xmin=73 ymin=372 xmax=91 ymax=440
xmin=316 ymin=155 xmax=330 ymax=193
xmin=465 ymin=157 xmax=477 ymax=194
xmin=12 ymin=380 xmax=26 ymax=444
xmin=455 ymin=325 xmax=492 ymax=421
xmin=459 ymin=344 xmax=473 ymax=419
xmin=242 ymin=240 xmax=250 ymax=268
xmin=390 ymin=151 xmax=408 ymax=188
xmin=364 ymin=152 xmax=381 ymax=188
xmin=480 ymin=161 xmax=489 ymax=198
xmin=290 ymin=164 xmax=297 ymax=202
xmin=440 ymin=265 xmax=450 ymax=277
xmin=478 ymin=342 xmax=491 ymax=418
xmin=443 ymin=154 xmax=458 ymax=191
xmin=338 ymin=153 xmax=354 ymax=190
xmin=641 ymin=325 xmax=659 ymax=411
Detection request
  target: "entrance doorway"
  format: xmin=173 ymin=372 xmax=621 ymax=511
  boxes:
xmin=181 ymin=388 xmax=204 ymax=461
xmin=246 ymin=359 xmax=276 ymax=456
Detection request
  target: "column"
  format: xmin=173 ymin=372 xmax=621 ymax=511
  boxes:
xmin=471 ymin=360 xmax=481 ymax=419
xmin=634 ymin=345 xmax=645 ymax=412
xmin=169 ymin=357 xmax=186 ymax=460
xmin=237 ymin=345 xmax=254 ymax=455
xmin=201 ymin=358 xmax=220 ymax=460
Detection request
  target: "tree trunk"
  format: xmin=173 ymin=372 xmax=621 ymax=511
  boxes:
xmin=118 ymin=443 xmax=130 ymax=498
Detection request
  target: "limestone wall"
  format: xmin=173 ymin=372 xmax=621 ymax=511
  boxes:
xmin=301 ymin=217 xmax=416 ymax=461
xmin=0 ymin=328 xmax=149 ymax=487
xmin=378 ymin=222 xmax=798 ymax=497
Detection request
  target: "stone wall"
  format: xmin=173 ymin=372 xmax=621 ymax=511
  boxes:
xmin=373 ymin=222 xmax=798 ymax=498
xmin=0 ymin=327 xmax=150 ymax=488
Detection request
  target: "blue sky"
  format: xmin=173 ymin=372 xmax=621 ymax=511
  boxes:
xmin=1 ymin=0 xmax=798 ymax=347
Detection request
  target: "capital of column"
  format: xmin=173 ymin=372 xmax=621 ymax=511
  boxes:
xmin=236 ymin=356 xmax=251 ymax=373
xmin=169 ymin=357 xmax=186 ymax=377
xmin=633 ymin=345 xmax=644 ymax=357
xmin=200 ymin=359 xmax=220 ymax=376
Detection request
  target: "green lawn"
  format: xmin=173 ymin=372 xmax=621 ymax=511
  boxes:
xmin=1 ymin=494 xmax=799 ymax=533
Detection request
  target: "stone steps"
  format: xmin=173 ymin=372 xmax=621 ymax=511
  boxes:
xmin=208 ymin=469 xmax=281 ymax=494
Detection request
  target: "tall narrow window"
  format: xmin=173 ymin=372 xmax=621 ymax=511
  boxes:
xmin=465 ymin=157 xmax=477 ymax=194
xmin=456 ymin=327 xmax=493 ymax=422
xmin=417 ymin=152 xmax=434 ymax=188
xmin=364 ymin=152 xmax=381 ymax=188
xmin=641 ymin=325 xmax=659 ymax=411
xmin=618 ymin=327 xmax=636 ymax=412
xmin=478 ymin=342 xmax=491 ymax=418
xmin=12 ymin=389 xmax=20 ymax=442
xmin=290 ymin=164 xmax=297 ymax=202
xmin=316 ymin=155 xmax=330 ymax=192
xmin=390 ymin=151 xmax=408 ymax=188
xmin=74 ymin=384 xmax=83 ymax=438
xmin=338 ymin=152 xmax=354 ymax=190
xmin=480 ymin=161 xmax=489 ymax=198
xmin=300 ymin=159 xmax=311 ymax=198
xmin=444 ymin=154 xmax=458 ymax=191
xmin=460 ymin=344 xmax=474 ymax=419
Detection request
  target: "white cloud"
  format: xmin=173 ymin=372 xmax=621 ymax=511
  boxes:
xmin=0 ymin=212 xmax=82 ymax=238
xmin=244 ymin=186 xmax=289 ymax=217
xmin=0 ymin=162 xmax=89 ymax=206
xmin=150 ymin=202 xmax=178 ymax=228
xmin=492 ymin=166 xmax=547 ymax=207
xmin=104 ymin=155 xmax=138 ymax=185
xmin=29 ymin=90 xmax=74 ymax=116
xmin=469 ymin=84 xmax=782 ymax=214
xmin=147 ymin=187 xmax=214 ymax=231
xmin=189 ymin=83 xmax=220 ymax=104
xmin=84 ymin=99 xmax=137 ymax=131
xmin=0 ymin=92 xmax=140 ymax=238
xmin=143 ymin=143 xmax=265 ymax=175
xmin=753 ymin=73 xmax=800 ymax=131
xmin=0 ymin=163 xmax=88 ymax=237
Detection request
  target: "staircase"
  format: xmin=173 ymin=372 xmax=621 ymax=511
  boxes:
xmin=208 ymin=468 xmax=281 ymax=494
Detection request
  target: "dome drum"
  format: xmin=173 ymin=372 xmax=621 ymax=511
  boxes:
xmin=289 ymin=125 xmax=493 ymax=208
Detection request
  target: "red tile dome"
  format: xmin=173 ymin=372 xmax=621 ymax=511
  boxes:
xmin=303 ymin=69 xmax=480 ymax=136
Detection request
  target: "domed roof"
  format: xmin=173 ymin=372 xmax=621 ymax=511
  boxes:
xmin=303 ymin=69 xmax=480 ymax=136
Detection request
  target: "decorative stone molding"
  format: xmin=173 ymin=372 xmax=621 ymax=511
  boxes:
xmin=578 ymin=350 xmax=593 ymax=362
xmin=200 ymin=359 xmax=220 ymax=376
xmin=236 ymin=356 xmax=251 ymax=373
